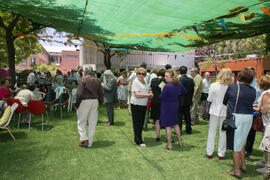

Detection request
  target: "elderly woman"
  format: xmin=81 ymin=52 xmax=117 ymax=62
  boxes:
xmin=102 ymin=70 xmax=117 ymax=126
xmin=160 ymin=70 xmax=186 ymax=150
xmin=224 ymin=68 xmax=256 ymax=178
xmin=256 ymin=75 xmax=270 ymax=174
xmin=117 ymin=71 xmax=128 ymax=109
xmin=206 ymin=68 xmax=233 ymax=160
xmin=130 ymin=68 xmax=153 ymax=147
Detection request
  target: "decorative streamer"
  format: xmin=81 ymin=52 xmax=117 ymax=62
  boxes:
xmin=219 ymin=19 xmax=227 ymax=29
xmin=193 ymin=26 xmax=199 ymax=36
xmin=147 ymin=41 xmax=152 ymax=44
xmin=237 ymin=14 xmax=246 ymax=23
xmin=260 ymin=7 xmax=270 ymax=16
xmin=158 ymin=37 xmax=164 ymax=41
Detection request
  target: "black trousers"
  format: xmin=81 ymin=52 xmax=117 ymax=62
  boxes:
xmin=178 ymin=105 xmax=192 ymax=133
xmin=245 ymin=116 xmax=256 ymax=153
xmin=131 ymin=104 xmax=146 ymax=144
xmin=106 ymin=102 xmax=114 ymax=124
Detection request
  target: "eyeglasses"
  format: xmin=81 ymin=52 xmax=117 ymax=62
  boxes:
xmin=137 ymin=73 xmax=146 ymax=76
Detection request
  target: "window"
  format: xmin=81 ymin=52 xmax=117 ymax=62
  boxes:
xmin=30 ymin=56 xmax=36 ymax=64
xmin=22 ymin=59 xmax=27 ymax=66
xmin=50 ymin=56 xmax=58 ymax=63
xmin=63 ymin=55 xmax=79 ymax=58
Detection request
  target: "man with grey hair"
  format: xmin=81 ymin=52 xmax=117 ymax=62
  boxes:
xmin=190 ymin=67 xmax=203 ymax=125
xmin=75 ymin=66 xmax=104 ymax=148
xmin=198 ymin=72 xmax=211 ymax=120
xmin=102 ymin=70 xmax=117 ymax=126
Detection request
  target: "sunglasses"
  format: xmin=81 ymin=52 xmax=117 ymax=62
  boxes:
xmin=137 ymin=73 xmax=146 ymax=76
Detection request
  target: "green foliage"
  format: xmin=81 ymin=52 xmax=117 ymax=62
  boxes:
xmin=196 ymin=34 xmax=267 ymax=64
xmin=0 ymin=11 xmax=43 ymax=68
xmin=33 ymin=63 xmax=57 ymax=76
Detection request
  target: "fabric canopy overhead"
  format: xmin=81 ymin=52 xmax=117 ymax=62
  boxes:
xmin=0 ymin=0 xmax=270 ymax=52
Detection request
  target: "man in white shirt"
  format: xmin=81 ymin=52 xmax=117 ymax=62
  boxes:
xmin=202 ymin=72 xmax=211 ymax=99
xmin=198 ymin=72 xmax=211 ymax=120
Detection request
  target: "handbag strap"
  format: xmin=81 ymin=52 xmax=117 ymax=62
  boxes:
xmin=233 ymin=83 xmax=240 ymax=114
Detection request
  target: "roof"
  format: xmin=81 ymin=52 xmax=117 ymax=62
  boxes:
xmin=43 ymin=46 xmax=79 ymax=53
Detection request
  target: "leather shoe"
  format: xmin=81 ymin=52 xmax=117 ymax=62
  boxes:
xmin=79 ymin=140 xmax=89 ymax=148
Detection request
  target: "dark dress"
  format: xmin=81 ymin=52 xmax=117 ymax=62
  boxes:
xmin=160 ymin=82 xmax=187 ymax=127
xmin=223 ymin=83 xmax=256 ymax=151
xmin=150 ymin=77 xmax=165 ymax=120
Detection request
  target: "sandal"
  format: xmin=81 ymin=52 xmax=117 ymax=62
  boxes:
xmin=163 ymin=145 xmax=172 ymax=150
xmin=179 ymin=141 xmax=183 ymax=148
xmin=241 ymin=167 xmax=247 ymax=173
xmin=227 ymin=169 xmax=241 ymax=179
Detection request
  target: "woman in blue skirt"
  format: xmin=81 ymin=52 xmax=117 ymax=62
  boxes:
xmin=223 ymin=68 xmax=256 ymax=178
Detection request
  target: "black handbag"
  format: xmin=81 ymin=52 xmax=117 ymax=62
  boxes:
xmin=222 ymin=84 xmax=240 ymax=131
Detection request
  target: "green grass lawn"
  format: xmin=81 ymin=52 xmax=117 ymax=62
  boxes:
xmin=0 ymin=107 xmax=267 ymax=180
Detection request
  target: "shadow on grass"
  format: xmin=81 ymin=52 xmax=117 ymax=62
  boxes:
xmin=114 ymin=121 xmax=125 ymax=126
xmin=92 ymin=140 xmax=115 ymax=149
xmin=0 ymin=131 xmax=27 ymax=142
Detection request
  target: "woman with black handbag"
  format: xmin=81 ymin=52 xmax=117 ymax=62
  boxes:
xmin=223 ymin=68 xmax=256 ymax=178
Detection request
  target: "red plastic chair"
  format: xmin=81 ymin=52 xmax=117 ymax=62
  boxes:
xmin=28 ymin=100 xmax=49 ymax=132
xmin=6 ymin=98 xmax=28 ymax=129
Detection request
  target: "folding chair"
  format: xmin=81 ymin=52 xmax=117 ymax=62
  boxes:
xmin=0 ymin=103 xmax=18 ymax=140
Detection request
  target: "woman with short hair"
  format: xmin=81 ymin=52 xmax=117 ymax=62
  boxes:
xmin=130 ymin=68 xmax=153 ymax=147
xmin=206 ymin=68 xmax=233 ymax=160
xmin=224 ymin=68 xmax=256 ymax=178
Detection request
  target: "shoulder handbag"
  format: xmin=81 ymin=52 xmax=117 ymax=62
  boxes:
xmin=222 ymin=84 xmax=240 ymax=131
xmin=252 ymin=112 xmax=264 ymax=132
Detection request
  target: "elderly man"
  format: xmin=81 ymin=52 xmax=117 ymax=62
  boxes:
xmin=102 ymin=70 xmax=117 ymax=126
xmin=198 ymin=72 xmax=211 ymax=120
xmin=190 ymin=67 xmax=203 ymax=125
xmin=75 ymin=66 xmax=104 ymax=148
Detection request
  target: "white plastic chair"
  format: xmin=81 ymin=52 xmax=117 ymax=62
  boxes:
xmin=0 ymin=103 xmax=18 ymax=140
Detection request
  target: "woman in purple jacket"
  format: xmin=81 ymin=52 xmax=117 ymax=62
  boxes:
xmin=160 ymin=70 xmax=187 ymax=150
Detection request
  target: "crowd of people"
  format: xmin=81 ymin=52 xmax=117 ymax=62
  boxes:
xmin=1 ymin=63 xmax=270 ymax=179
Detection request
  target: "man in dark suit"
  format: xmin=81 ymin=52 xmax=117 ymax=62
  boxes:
xmin=178 ymin=66 xmax=194 ymax=134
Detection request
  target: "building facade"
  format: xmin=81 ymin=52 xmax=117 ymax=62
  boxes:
xmin=199 ymin=56 xmax=270 ymax=78
xmin=16 ymin=46 xmax=50 ymax=70
xmin=16 ymin=45 xmax=80 ymax=73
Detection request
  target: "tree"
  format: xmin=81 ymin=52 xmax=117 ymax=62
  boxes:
xmin=32 ymin=62 xmax=57 ymax=76
xmin=94 ymin=41 xmax=116 ymax=69
xmin=0 ymin=11 xmax=44 ymax=85
xmin=195 ymin=34 xmax=267 ymax=73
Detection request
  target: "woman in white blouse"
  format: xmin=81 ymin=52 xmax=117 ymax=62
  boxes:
xmin=206 ymin=68 xmax=233 ymax=160
xmin=130 ymin=68 xmax=153 ymax=147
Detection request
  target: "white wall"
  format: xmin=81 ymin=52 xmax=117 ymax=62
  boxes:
xmin=80 ymin=39 xmax=195 ymax=72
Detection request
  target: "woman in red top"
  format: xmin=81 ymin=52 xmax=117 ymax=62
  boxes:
xmin=0 ymin=78 xmax=12 ymax=100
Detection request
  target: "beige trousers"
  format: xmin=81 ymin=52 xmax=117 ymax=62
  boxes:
xmin=191 ymin=92 xmax=202 ymax=124
xmin=77 ymin=99 xmax=99 ymax=146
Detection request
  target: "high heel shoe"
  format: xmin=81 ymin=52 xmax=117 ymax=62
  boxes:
xmin=207 ymin=155 xmax=212 ymax=159
xmin=156 ymin=137 xmax=160 ymax=142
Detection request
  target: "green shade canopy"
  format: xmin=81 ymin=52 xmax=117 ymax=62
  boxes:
xmin=0 ymin=0 xmax=270 ymax=52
